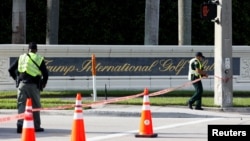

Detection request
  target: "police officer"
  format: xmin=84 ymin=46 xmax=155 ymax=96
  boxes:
xmin=8 ymin=42 xmax=49 ymax=133
xmin=187 ymin=52 xmax=208 ymax=110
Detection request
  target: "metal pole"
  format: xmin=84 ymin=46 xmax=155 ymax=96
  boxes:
xmin=92 ymin=54 xmax=97 ymax=102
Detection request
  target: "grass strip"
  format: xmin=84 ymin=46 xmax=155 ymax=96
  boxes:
xmin=1 ymin=97 xmax=250 ymax=109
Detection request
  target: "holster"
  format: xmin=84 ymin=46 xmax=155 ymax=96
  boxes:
xmin=16 ymin=77 xmax=21 ymax=88
xmin=38 ymin=78 xmax=43 ymax=91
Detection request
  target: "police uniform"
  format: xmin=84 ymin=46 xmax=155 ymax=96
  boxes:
xmin=187 ymin=52 xmax=206 ymax=110
xmin=8 ymin=42 xmax=49 ymax=133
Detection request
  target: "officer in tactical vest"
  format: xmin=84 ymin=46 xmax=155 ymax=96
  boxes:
xmin=187 ymin=52 xmax=208 ymax=110
xmin=8 ymin=42 xmax=49 ymax=133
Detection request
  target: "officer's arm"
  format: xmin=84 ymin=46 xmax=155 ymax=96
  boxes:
xmin=8 ymin=59 xmax=18 ymax=80
xmin=39 ymin=60 xmax=49 ymax=86
xmin=196 ymin=68 xmax=208 ymax=77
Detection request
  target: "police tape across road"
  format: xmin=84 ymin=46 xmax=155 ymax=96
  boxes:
xmin=0 ymin=77 xmax=203 ymax=124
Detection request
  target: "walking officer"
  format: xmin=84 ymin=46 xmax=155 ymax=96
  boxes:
xmin=187 ymin=52 xmax=208 ymax=110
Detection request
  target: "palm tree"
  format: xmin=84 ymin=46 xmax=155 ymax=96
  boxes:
xmin=46 ymin=0 xmax=59 ymax=44
xmin=144 ymin=0 xmax=160 ymax=45
xmin=12 ymin=0 xmax=26 ymax=44
xmin=178 ymin=0 xmax=192 ymax=45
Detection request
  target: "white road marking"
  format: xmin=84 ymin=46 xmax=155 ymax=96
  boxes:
xmin=88 ymin=118 xmax=222 ymax=141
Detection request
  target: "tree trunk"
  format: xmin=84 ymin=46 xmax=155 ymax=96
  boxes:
xmin=178 ymin=0 xmax=192 ymax=45
xmin=46 ymin=0 xmax=59 ymax=44
xmin=12 ymin=0 xmax=26 ymax=44
xmin=144 ymin=0 xmax=160 ymax=45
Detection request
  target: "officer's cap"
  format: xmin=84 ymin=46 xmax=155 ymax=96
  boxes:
xmin=195 ymin=52 xmax=205 ymax=59
xmin=28 ymin=42 xmax=37 ymax=50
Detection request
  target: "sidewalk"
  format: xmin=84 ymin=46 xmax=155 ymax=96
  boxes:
xmin=1 ymin=104 xmax=250 ymax=118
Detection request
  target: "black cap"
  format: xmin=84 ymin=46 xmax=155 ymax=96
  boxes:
xmin=195 ymin=52 xmax=205 ymax=59
xmin=29 ymin=42 xmax=37 ymax=49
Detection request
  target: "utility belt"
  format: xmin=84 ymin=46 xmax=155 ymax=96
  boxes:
xmin=16 ymin=78 xmax=38 ymax=87
xmin=17 ymin=78 xmax=43 ymax=91
xmin=21 ymin=79 xmax=37 ymax=84
xmin=16 ymin=72 xmax=40 ymax=87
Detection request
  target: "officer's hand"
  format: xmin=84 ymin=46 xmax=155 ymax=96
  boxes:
xmin=42 ymin=84 xmax=46 ymax=88
xmin=203 ymin=74 xmax=208 ymax=78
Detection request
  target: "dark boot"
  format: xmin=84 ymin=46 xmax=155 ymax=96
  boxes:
xmin=187 ymin=101 xmax=193 ymax=109
xmin=17 ymin=125 xmax=22 ymax=133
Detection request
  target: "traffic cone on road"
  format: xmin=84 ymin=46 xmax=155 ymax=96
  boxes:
xmin=135 ymin=88 xmax=158 ymax=138
xmin=21 ymin=98 xmax=36 ymax=141
xmin=70 ymin=93 xmax=86 ymax=141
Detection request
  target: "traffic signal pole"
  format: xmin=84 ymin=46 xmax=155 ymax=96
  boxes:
xmin=214 ymin=0 xmax=233 ymax=107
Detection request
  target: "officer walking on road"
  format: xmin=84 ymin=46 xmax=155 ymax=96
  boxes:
xmin=187 ymin=52 xmax=208 ymax=110
xmin=8 ymin=42 xmax=49 ymax=133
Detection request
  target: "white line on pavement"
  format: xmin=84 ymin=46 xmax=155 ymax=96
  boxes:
xmin=88 ymin=118 xmax=222 ymax=141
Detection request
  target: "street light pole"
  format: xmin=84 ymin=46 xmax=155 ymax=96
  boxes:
xmin=214 ymin=0 xmax=233 ymax=107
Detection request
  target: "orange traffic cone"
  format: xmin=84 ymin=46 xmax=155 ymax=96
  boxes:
xmin=21 ymin=98 xmax=36 ymax=141
xmin=70 ymin=93 xmax=86 ymax=141
xmin=135 ymin=88 xmax=158 ymax=138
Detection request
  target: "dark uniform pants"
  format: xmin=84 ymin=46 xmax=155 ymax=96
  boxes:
xmin=17 ymin=82 xmax=41 ymax=129
xmin=189 ymin=80 xmax=203 ymax=108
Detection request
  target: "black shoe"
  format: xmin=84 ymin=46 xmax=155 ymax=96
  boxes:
xmin=187 ymin=102 xmax=193 ymax=109
xmin=195 ymin=107 xmax=204 ymax=110
xmin=17 ymin=125 xmax=22 ymax=133
xmin=35 ymin=128 xmax=44 ymax=132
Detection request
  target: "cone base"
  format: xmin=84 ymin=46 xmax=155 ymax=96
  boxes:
xmin=135 ymin=133 xmax=158 ymax=138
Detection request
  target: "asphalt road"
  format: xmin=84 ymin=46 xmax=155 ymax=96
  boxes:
xmin=1 ymin=105 xmax=250 ymax=141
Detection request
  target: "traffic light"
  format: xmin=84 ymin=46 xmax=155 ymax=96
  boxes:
xmin=200 ymin=2 xmax=217 ymax=20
